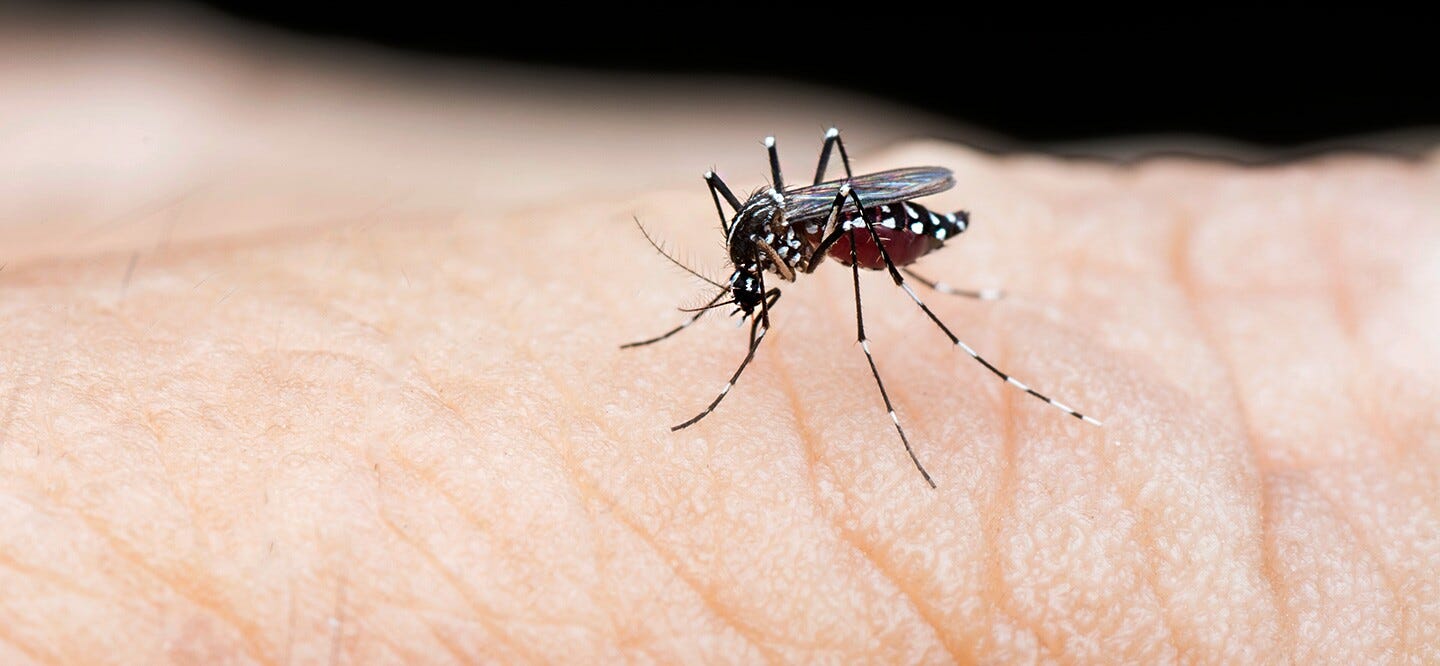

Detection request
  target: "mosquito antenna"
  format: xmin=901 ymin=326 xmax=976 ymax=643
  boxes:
xmin=621 ymin=287 xmax=728 ymax=349
xmin=633 ymin=217 xmax=725 ymax=289
xmin=679 ymin=299 xmax=736 ymax=313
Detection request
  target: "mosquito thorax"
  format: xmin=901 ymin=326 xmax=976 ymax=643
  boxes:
xmin=727 ymin=189 xmax=810 ymax=284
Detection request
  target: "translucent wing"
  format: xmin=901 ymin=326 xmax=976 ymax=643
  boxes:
xmin=782 ymin=167 xmax=955 ymax=221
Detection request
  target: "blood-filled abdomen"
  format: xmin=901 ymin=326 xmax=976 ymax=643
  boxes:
xmin=800 ymin=200 xmax=968 ymax=270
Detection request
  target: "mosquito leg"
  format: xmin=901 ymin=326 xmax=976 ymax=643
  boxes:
xmin=756 ymin=270 xmax=774 ymax=329
xmin=812 ymin=127 xmax=855 ymax=185
xmin=847 ymin=231 xmax=936 ymax=488
xmin=763 ymin=135 xmax=785 ymax=193
xmin=902 ymin=268 xmax=1004 ymax=301
xmin=803 ymin=183 xmax=861 ymax=274
xmin=705 ymin=171 xmax=742 ymax=234
xmin=621 ymin=287 xmax=729 ymax=349
xmin=848 ymin=189 xmax=1102 ymax=426
xmin=672 ymin=288 xmax=781 ymax=430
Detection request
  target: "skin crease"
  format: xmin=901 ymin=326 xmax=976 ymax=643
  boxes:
xmin=2 ymin=20 xmax=1440 ymax=666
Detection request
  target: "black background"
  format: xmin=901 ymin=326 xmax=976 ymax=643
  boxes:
xmin=187 ymin=4 xmax=1436 ymax=147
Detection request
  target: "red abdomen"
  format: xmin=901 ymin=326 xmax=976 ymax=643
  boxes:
xmin=801 ymin=201 xmax=967 ymax=270
xmin=826 ymin=224 xmax=935 ymax=269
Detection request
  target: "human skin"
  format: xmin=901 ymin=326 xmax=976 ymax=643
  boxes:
xmin=2 ymin=20 xmax=1439 ymax=665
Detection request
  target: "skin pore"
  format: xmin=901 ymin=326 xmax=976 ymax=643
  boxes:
xmin=2 ymin=19 xmax=1439 ymax=664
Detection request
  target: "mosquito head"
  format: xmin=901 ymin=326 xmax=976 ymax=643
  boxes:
xmin=728 ymin=265 xmax=765 ymax=316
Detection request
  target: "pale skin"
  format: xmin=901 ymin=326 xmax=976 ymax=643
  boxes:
xmin=1 ymin=21 xmax=1439 ymax=665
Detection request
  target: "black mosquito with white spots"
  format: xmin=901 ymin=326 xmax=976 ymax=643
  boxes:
xmin=623 ymin=129 xmax=1101 ymax=488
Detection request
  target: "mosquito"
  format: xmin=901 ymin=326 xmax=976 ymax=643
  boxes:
xmin=623 ymin=129 xmax=1101 ymax=487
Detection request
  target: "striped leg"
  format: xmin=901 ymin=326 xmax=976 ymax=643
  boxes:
xmin=802 ymin=183 xmax=858 ymax=274
xmin=812 ymin=127 xmax=854 ymax=185
xmin=764 ymin=136 xmax=785 ymax=192
xmin=848 ymin=190 xmax=1102 ymax=426
xmin=704 ymin=171 xmax=741 ymax=234
xmin=847 ymin=231 xmax=936 ymax=488
xmin=672 ymin=288 xmax=781 ymax=430
xmin=902 ymin=268 xmax=1004 ymax=301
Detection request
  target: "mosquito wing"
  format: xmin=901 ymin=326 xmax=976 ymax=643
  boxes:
xmin=782 ymin=167 xmax=955 ymax=221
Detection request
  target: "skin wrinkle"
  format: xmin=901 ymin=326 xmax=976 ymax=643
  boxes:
xmin=457 ymin=319 xmax=625 ymax=644
xmin=766 ymin=339 xmax=964 ymax=664
xmin=988 ymin=337 xmax=1067 ymax=665
xmin=419 ymin=619 xmax=477 ymax=665
xmin=452 ymin=227 xmax=785 ymax=659
xmin=1307 ymin=478 xmax=1406 ymax=658
xmin=384 ymin=411 xmax=639 ymax=650
xmin=376 ymin=388 xmax=621 ymax=657
xmin=1087 ymin=426 xmax=1180 ymax=660
xmin=259 ymin=242 xmax=539 ymax=661
xmin=372 ymin=510 xmax=536 ymax=663
xmin=485 ymin=253 xmax=761 ymax=658
xmin=838 ymin=255 xmax=967 ymax=657
xmin=363 ymin=621 xmax=433 ymax=664
xmin=0 ymin=623 xmax=53 ymax=666
xmin=0 ymin=547 xmax=113 ymax=604
xmin=1167 ymin=205 xmax=1294 ymax=657
xmin=1309 ymin=205 xmax=1414 ymax=653
xmin=110 ymin=307 xmax=208 ymax=552
xmin=361 ymin=571 xmax=524 ymax=662
xmin=490 ymin=274 xmax=784 ymax=664
xmin=70 ymin=510 xmax=275 ymax=665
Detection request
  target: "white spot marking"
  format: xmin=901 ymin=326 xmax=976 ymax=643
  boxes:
xmin=720 ymin=382 xmax=732 ymax=394
xmin=764 ymin=136 xmax=775 ymax=147
xmin=935 ymin=228 xmax=948 ymax=240
xmin=1006 ymin=377 xmax=1031 ymax=391
xmin=806 ymin=224 xmax=819 ymax=233
xmin=945 ymin=212 xmax=957 ymax=222
xmin=906 ymin=205 xmax=920 ymax=219
xmin=1083 ymin=415 xmax=1104 ymax=427
xmin=910 ymin=222 xmax=925 ymax=234
xmin=1052 ymin=400 xmax=1073 ymax=413
xmin=881 ymin=205 xmax=891 ymax=213
xmin=980 ymin=289 xmax=1003 ymax=300
xmin=826 ymin=127 xmax=839 ymax=138
xmin=889 ymin=410 xmax=900 ymax=425
xmin=957 ymin=340 xmax=979 ymax=358
xmin=861 ymin=340 xmax=871 ymax=354
xmin=840 ymin=183 xmax=852 ymax=195
xmin=881 ymin=218 xmax=896 ymax=229
xmin=704 ymin=171 xmax=715 ymax=179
